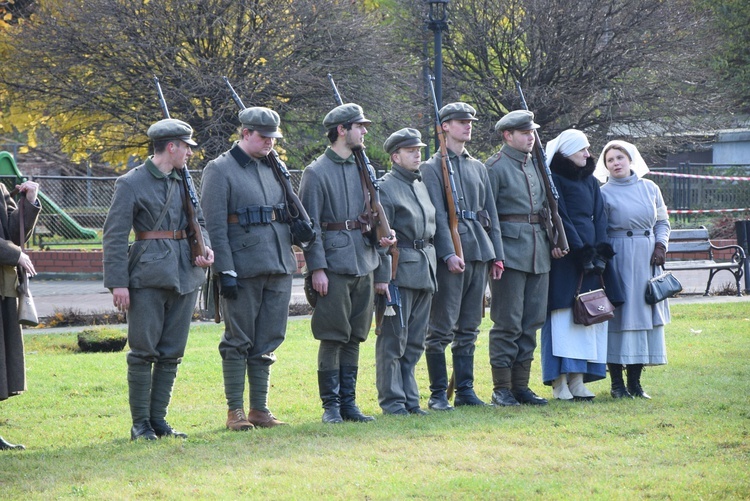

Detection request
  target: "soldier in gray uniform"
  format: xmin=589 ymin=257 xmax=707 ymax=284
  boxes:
xmin=201 ymin=107 xmax=300 ymax=431
xmin=103 ymin=118 xmax=214 ymax=440
xmin=374 ymin=128 xmax=436 ymax=416
xmin=299 ymin=103 xmax=391 ymax=424
xmin=421 ymin=103 xmax=504 ymax=411
xmin=485 ymin=110 xmax=565 ymax=407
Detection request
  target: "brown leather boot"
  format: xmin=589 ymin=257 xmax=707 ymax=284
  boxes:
xmin=226 ymin=408 xmax=255 ymax=431
xmin=247 ymin=409 xmax=287 ymax=428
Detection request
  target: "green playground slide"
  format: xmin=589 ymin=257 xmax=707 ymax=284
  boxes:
xmin=0 ymin=151 xmax=97 ymax=240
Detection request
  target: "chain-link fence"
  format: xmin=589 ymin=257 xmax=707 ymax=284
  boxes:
xmin=4 ymin=164 xmax=749 ymax=249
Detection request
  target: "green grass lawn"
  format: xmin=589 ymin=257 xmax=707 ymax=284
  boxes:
xmin=1 ymin=303 xmax=748 ymax=499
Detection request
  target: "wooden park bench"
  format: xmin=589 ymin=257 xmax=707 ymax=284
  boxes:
xmin=665 ymin=226 xmax=746 ymax=296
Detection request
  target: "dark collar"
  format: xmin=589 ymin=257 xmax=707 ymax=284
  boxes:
xmin=549 ymin=153 xmax=596 ymax=180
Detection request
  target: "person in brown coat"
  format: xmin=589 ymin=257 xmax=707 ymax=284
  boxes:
xmin=0 ymin=180 xmax=41 ymax=451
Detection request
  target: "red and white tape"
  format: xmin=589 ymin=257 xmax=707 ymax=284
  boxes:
xmin=648 ymin=171 xmax=750 ymax=182
xmin=668 ymin=208 xmax=750 ymax=214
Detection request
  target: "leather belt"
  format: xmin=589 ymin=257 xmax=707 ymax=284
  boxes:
xmin=135 ymin=230 xmax=187 ymax=241
xmin=322 ymin=220 xmax=362 ymax=231
xmin=608 ymin=229 xmax=651 ymax=237
xmin=398 ymin=238 xmax=434 ymax=250
xmin=499 ymin=213 xmax=542 ymax=224
xmin=459 ymin=210 xmax=477 ymax=221
xmin=227 ymin=212 xmax=277 ymax=224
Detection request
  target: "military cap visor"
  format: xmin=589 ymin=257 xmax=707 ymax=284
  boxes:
xmin=239 ymin=107 xmax=283 ymax=138
xmin=323 ymin=103 xmax=372 ymax=130
xmin=439 ymin=102 xmax=478 ymax=123
xmin=383 ymin=128 xmax=427 ymax=155
xmin=147 ymin=118 xmax=198 ymax=146
xmin=495 ymin=110 xmax=540 ymax=132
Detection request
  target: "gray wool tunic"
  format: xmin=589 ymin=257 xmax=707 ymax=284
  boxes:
xmin=299 ymin=147 xmax=382 ymax=279
xmin=375 ymin=163 xmax=437 ymax=292
xmin=103 ymin=159 xmax=209 ymax=295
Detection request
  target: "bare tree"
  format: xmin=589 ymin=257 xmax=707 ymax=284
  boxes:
xmin=418 ymin=0 xmax=723 ymax=157
xmin=1 ymin=0 xmax=418 ymax=170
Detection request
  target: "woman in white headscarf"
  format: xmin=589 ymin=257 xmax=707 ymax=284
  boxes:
xmin=596 ymin=140 xmax=670 ymax=400
xmin=540 ymin=130 xmax=622 ymax=401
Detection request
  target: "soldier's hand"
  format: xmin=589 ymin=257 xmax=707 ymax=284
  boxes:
xmin=312 ymin=269 xmax=329 ymax=296
xmin=291 ymin=219 xmax=315 ymax=245
xmin=446 ymin=255 xmax=465 ymax=274
xmin=195 ymin=247 xmax=215 ymax=268
xmin=112 ymin=287 xmax=130 ymax=312
xmin=374 ymin=282 xmax=391 ymax=302
xmin=219 ymin=274 xmax=239 ymax=300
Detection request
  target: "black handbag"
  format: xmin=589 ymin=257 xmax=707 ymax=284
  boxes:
xmin=573 ymin=274 xmax=615 ymax=326
xmin=645 ymin=266 xmax=682 ymax=304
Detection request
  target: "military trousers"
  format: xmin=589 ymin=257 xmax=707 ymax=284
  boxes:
xmin=126 ymin=287 xmax=199 ymax=366
xmin=488 ymin=268 xmax=549 ymax=368
xmin=219 ymin=273 xmax=292 ymax=366
xmin=375 ymin=287 xmax=432 ymax=413
xmin=311 ymin=271 xmax=374 ymax=343
xmin=425 ymin=260 xmax=488 ymax=356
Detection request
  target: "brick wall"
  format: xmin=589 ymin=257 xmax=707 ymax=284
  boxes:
xmin=28 ymin=249 xmax=308 ymax=275
xmin=29 ymin=250 xmax=104 ymax=274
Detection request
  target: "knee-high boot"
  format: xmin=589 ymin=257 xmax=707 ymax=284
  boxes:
xmin=317 ymin=370 xmax=343 ymax=424
xmin=128 ymin=363 xmax=156 ymax=440
xmin=626 ymin=364 xmax=651 ymax=399
xmin=511 ymin=360 xmax=547 ymax=405
xmin=425 ymin=352 xmax=453 ymax=411
xmin=452 ymin=354 xmax=486 ymax=406
xmin=608 ymin=363 xmax=633 ymax=399
xmin=339 ymin=365 xmax=374 ymax=422
xmin=150 ymin=363 xmax=186 ymax=438
xmin=491 ymin=366 xmax=519 ymax=406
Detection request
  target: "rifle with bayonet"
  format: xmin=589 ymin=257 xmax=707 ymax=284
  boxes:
xmin=326 ymin=73 xmax=393 ymax=245
xmin=515 ymin=81 xmax=569 ymax=254
xmin=428 ymin=75 xmax=463 ymax=261
xmin=152 ymin=75 xmax=207 ymax=263
xmin=222 ymin=76 xmax=316 ymax=250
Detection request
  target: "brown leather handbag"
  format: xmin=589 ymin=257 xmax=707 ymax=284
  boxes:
xmin=573 ymin=274 xmax=615 ymax=326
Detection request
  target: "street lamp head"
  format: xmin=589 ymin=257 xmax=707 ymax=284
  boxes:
xmin=426 ymin=0 xmax=449 ymax=23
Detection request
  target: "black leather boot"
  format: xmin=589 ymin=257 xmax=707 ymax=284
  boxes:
xmin=608 ymin=363 xmax=633 ymax=399
xmin=317 ymin=370 xmax=343 ymax=424
xmin=511 ymin=360 xmax=547 ymax=405
xmin=0 ymin=435 xmax=25 ymax=450
xmin=626 ymin=364 xmax=651 ymax=399
xmin=425 ymin=352 xmax=454 ymax=411
xmin=130 ymin=420 xmax=158 ymax=441
xmin=452 ymin=354 xmax=487 ymax=406
xmin=490 ymin=366 xmax=520 ymax=407
xmin=339 ymin=366 xmax=375 ymax=422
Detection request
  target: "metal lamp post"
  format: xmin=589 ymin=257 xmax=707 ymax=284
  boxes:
xmin=425 ymin=0 xmax=450 ymax=150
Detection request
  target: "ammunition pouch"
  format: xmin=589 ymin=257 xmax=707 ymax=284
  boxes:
xmin=477 ymin=209 xmax=491 ymax=233
xmin=302 ymin=265 xmax=317 ymax=308
xmin=233 ymin=204 xmax=286 ymax=231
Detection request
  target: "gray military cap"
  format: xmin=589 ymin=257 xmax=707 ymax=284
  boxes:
xmin=383 ymin=128 xmax=427 ymax=155
xmin=494 ymin=110 xmax=540 ymax=132
xmin=147 ymin=118 xmax=198 ymax=146
xmin=238 ymin=106 xmax=283 ymax=138
xmin=323 ymin=103 xmax=372 ymax=130
xmin=439 ymin=102 xmax=478 ymax=123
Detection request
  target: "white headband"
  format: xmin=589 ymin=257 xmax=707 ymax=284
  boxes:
xmin=545 ymin=129 xmax=590 ymax=167
xmin=594 ymin=140 xmax=650 ymax=182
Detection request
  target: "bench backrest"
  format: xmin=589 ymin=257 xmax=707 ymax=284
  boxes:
xmin=668 ymin=227 xmax=712 ymax=254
